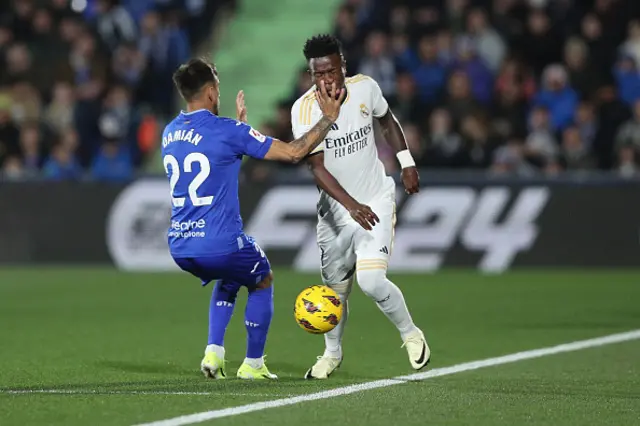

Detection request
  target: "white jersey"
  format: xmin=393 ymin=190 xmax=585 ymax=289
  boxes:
xmin=291 ymin=74 xmax=395 ymax=227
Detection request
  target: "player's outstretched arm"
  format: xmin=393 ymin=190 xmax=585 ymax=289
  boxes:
xmin=307 ymin=152 xmax=379 ymax=230
xmin=377 ymin=109 xmax=420 ymax=195
xmin=264 ymin=81 xmax=345 ymax=164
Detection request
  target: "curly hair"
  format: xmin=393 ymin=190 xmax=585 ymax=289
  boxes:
xmin=303 ymin=34 xmax=343 ymax=60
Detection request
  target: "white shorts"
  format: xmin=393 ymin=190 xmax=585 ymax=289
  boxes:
xmin=316 ymin=194 xmax=396 ymax=284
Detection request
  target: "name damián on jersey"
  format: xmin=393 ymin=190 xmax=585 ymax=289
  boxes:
xmin=161 ymin=109 xmax=273 ymax=258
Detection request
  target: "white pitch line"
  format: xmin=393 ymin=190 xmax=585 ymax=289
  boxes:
xmin=135 ymin=329 xmax=640 ymax=426
xmin=1 ymin=389 xmax=280 ymax=397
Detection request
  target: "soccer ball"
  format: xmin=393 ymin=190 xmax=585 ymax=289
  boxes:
xmin=294 ymin=285 xmax=343 ymax=334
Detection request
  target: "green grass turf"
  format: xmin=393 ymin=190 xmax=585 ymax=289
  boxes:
xmin=0 ymin=268 xmax=639 ymax=425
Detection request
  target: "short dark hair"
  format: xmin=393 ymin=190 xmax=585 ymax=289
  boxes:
xmin=172 ymin=58 xmax=218 ymax=102
xmin=303 ymin=34 xmax=343 ymax=61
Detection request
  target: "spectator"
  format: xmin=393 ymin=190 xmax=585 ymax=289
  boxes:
xmin=18 ymin=121 xmax=44 ymax=174
xmin=392 ymin=33 xmax=418 ymax=72
xmin=492 ymin=138 xmax=536 ymax=176
xmin=1 ymin=43 xmax=35 ymax=87
xmin=421 ymin=108 xmax=464 ymax=168
xmin=57 ymin=15 xmax=84 ymax=46
xmin=613 ymin=53 xmax=640 ymax=106
xmin=31 ymin=7 xmax=62 ymax=67
xmin=389 ymin=5 xmax=410 ymax=36
xmin=287 ymin=68 xmax=313 ymax=104
xmin=465 ymin=7 xmax=506 ymax=73
xmin=558 ymin=126 xmax=594 ymax=170
xmin=532 ymin=64 xmax=578 ymax=131
xmin=581 ymin=13 xmax=612 ymax=78
xmin=614 ymin=99 xmax=640 ymax=163
xmin=436 ymin=29 xmax=454 ymax=65
xmin=42 ymin=143 xmax=82 ymax=180
xmin=445 ymin=0 xmax=468 ymax=35
xmin=0 ymin=23 xmax=14 ymax=61
xmin=451 ymin=36 xmax=493 ymax=104
xmin=445 ymin=70 xmax=479 ymax=126
xmin=68 ymin=30 xmax=108 ymax=95
xmin=8 ymin=0 xmax=35 ymax=41
xmin=138 ymin=10 xmax=190 ymax=116
xmin=495 ymin=58 xmax=536 ymax=102
xmin=44 ymin=81 xmax=76 ymax=135
xmin=358 ymin=32 xmax=396 ymax=96
xmin=91 ymin=140 xmax=133 ymax=181
xmin=564 ymin=37 xmax=601 ymax=99
xmin=11 ymin=81 xmax=42 ymax=125
xmin=334 ymin=5 xmax=361 ymax=73
xmin=0 ymin=94 xmax=20 ymax=166
xmin=272 ymin=101 xmax=294 ymax=143
xmin=459 ymin=114 xmax=495 ymax=168
xmin=617 ymin=144 xmax=637 ymax=176
xmin=621 ymin=19 xmax=640 ymax=66
xmin=2 ymin=155 xmax=25 ymax=180
xmin=491 ymin=78 xmax=528 ymax=139
xmin=594 ymin=84 xmax=632 ymax=169
xmin=574 ymin=101 xmax=598 ymax=152
xmin=525 ymin=106 xmax=558 ymax=169
xmin=111 ymin=43 xmax=146 ymax=87
xmin=520 ymin=9 xmax=563 ymax=77
xmin=94 ymin=0 xmax=137 ymax=51
xmin=387 ymin=73 xmax=422 ymax=124
xmin=411 ymin=35 xmax=447 ymax=104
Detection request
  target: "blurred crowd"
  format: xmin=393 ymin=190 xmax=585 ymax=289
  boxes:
xmin=0 ymin=0 xmax=230 ymax=181
xmin=257 ymin=0 xmax=640 ymax=179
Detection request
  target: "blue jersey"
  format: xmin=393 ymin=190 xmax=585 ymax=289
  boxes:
xmin=161 ymin=109 xmax=273 ymax=257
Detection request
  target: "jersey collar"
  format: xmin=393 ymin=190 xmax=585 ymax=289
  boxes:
xmin=180 ymin=109 xmax=212 ymax=116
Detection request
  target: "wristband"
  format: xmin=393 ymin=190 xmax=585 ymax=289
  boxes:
xmin=396 ymin=149 xmax=415 ymax=169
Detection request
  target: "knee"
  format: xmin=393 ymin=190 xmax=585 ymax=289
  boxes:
xmin=216 ymin=280 xmax=241 ymax=304
xmin=256 ymin=270 xmax=274 ymax=289
xmin=355 ymin=268 xmax=388 ymax=301
xmin=328 ymin=274 xmax=354 ymax=298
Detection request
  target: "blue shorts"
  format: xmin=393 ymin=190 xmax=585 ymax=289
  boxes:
xmin=173 ymin=234 xmax=271 ymax=288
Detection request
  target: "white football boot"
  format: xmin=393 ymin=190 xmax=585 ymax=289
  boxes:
xmin=304 ymin=355 xmax=342 ymax=379
xmin=402 ymin=329 xmax=430 ymax=370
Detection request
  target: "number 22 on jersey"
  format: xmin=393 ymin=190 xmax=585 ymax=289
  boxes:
xmin=163 ymin=153 xmax=213 ymax=207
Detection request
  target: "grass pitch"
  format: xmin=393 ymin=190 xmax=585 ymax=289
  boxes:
xmin=0 ymin=268 xmax=639 ymax=425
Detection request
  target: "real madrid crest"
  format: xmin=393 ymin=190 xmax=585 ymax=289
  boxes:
xmin=359 ymin=103 xmax=370 ymax=118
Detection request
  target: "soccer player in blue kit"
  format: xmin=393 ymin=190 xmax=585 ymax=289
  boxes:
xmin=162 ymin=58 xmax=345 ymax=380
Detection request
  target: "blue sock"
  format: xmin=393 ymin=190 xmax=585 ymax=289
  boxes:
xmin=208 ymin=280 xmax=241 ymax=346
xmin=244 ymin=284 xmax=274 ymax=359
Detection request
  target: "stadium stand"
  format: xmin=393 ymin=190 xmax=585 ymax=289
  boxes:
xmin=3 ymin=0 xmax=640 ymax=182
xmin=0 ymin=0 xmax=233 ymax=181
xmin=257 ymin=0 xmax=640 ymax=180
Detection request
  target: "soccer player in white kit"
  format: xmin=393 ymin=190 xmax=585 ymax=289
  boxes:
xmin=291 ymin=34 xmax=431 ymax=379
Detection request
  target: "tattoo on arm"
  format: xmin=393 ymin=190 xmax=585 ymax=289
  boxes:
xmin=290 ymin=116 xmax=334 ymax=161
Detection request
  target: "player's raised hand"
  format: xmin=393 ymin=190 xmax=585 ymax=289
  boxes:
xmin=401 ymin=167 xmax=420 ymax=195
xmin=236 ymin=90 xmax=247 ymax=123
xmin=346 ymin=202 xmax=379 ymax=231
xmin=316 ymin=81 xmax=345 ymax=122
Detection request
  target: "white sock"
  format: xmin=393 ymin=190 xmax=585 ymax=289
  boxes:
xmin=244 ymin=357 xmax=264 ymax=369
xmin=376 ymin=279 xmax=418 ymax=340
xmin=323 ymin=292 xmax=349 ymax=359
xmin=205 ymin=344 xmax=225 ymax=359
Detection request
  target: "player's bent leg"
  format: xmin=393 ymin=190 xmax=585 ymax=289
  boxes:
xmin=355 ymin=266 xmax=430 ymax=370
xmin=305 ymin=274 xmax=354 ymax=380
xmin=237 ymin=271 xmax=277 ymax=380
xmin=202 ymin=279 xmax=241 ymax=379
